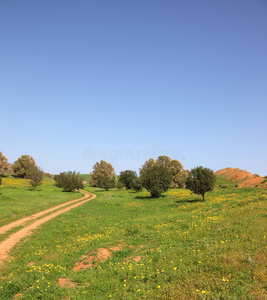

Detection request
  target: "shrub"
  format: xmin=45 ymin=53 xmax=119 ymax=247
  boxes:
xmin=54 ymin=171 xmax=84 ymax=192
xmin=118 ymin=170 xmax=137 ymax=189
xmin=221 ymin=185 xmax=228 ymax=188
xmin=131 ymin=177 xmax=143 ymax=192
xmin=26 ymin=166 xmax=43 ymax=190
xmin=140 ymin=165 xmax=172 ymax=198
xmin=185 ymin=166 xmax=216 ymax=201
xmin=116 ymin=181 xmax=124 ymax=190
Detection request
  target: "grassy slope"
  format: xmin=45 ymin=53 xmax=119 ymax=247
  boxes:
xmin=0 ymin=178 xmax=266 ymax=299
xmin=0 ymin=177 xmax=81 ymax=227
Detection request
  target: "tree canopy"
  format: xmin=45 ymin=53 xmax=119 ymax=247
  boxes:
xmin=12 ymin=155 xmax=36 ymax=178
xmin=140 ymin=165 xmax=172 ymax=198
xmin=140 ymin=156 xmax=188 ymax=188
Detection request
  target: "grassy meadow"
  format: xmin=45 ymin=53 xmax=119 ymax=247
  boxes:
xmin=0 ymin=177 xmax=81 ymax=228
xmin=0 ymin=177 xmax=266 ymax=299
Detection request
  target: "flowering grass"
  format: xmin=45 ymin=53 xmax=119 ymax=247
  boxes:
xmin=0 ymin=178 xmax=266 ymax=299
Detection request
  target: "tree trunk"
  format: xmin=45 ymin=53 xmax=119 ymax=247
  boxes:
xmin=202 ymin=194 xmax=205 ymax=202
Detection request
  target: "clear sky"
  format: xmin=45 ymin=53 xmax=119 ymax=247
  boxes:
xmin=1 ymin=0 xmax=266 ymax=176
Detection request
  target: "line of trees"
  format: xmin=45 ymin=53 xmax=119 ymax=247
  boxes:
xmin=88 ymin=156 xmax=216 ymax=200
xmin=92 ymin=158 xmax=216 ymax=200
xmin=1 ymin=150 xmax=216 ymax=199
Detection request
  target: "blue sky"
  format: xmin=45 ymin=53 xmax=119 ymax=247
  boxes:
xmin=1 ymin=0 xmax=266 ymax=175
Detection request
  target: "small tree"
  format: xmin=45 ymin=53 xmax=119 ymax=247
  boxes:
xmin=119 ymin=170 xmax=137 ymax=189
xmin=54 ymin=171 xmax=84 ymax=192
xmin=185 ymin=166 xmax=216 ymax=201
xmin=131 ymin=177 xmax=143 ymax=192
xmin=141 ymin=165 xmax=172 ymax=198
xmin=27 ymin=166 xmax=43 ymax=191
xmin=89 ymin=161 xmax=116 ymax=191
xmin=12 ymin=155 xmax=36 ymax=178
xmin=0 ymin=151 xmax=9 ymax=175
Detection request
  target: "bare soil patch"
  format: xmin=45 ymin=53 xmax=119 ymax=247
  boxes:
xmin=215 ymin=168 xmax=267 ymax=189
xmin=123 ymin=255 xmax=142 ymax=263
xmin=74 ymin=243 xmax=126 ymax=271
xmin=58 ymin=278 xmax=77 ymax=288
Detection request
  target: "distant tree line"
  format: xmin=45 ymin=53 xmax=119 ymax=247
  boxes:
xmin=1 ymin=150 xmax=216 ymax=199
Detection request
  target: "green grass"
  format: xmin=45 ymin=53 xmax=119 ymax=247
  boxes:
xmin=0 ymin=179 xmax=266 ymax=299
xmin=0 ymin=177 xmax=81 ymax=227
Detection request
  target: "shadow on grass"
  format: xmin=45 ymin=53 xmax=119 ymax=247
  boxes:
xmin=135 ymin=195 xmax=167 ymax=200
xmin=175 ymin=198 xmax=203 ymax=203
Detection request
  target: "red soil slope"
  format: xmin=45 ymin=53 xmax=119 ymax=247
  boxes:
xmin=215 ymin=168 xmax=267 ymax=189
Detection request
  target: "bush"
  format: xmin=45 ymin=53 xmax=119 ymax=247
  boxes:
xmin=116 ymin=181 xmax=124 ymax=190
xmin=140 ymin=165 xmax=172 ymax=198
xmin=54 ymin=171 xmax=84 ymax=192
xmin=118 ymin=170 xmax=137 ymax=189
xmin=185 ymin=166 xmax=216 ymax=201
xmin=221 ymin=185 xmax=228 ymax=188
xmin=131 ymin=177 xmax=143 ymax=192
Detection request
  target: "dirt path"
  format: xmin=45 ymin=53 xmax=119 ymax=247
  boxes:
xmin=0 ymin=190 xmax=96 ymax=265
xmin=0 ymin=192 xmax=91 ymax=235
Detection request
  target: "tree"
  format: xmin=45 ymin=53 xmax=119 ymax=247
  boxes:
xmin=185 ymin=166 xmax=216 ymax=201
xmin=54 ymin=171 xmax=84 ymax=192
xmin=89 ymin=160 xmax=116 ymax=191
xmin=131 ymin=177 xmax=143 ymax=192
xmin=140 ymin=165 xmax=172 ymax=198
xmin=140 ymin=156 xmax=188 ymax=188
xmin=26 ymin=166 xmax=43 ymax=191
xmin=12 ymin=155 xmax=36 ymax=178
xmin=118 ymin=170 xmax=137 ymax=189
xmin=0 ymin=151 xmax=9 ymax=175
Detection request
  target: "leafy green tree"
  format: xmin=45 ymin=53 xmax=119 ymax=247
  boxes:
xmin=26 ymin=166 xmax=43 ymax=191
xmin=54 ymin=171 xmax=84 ymax=192
xmin=119 ymin=170 xmax=137 ymax=189
xmin=12 ymin=155 xmax=36 ymax=178
xmin=140 ymin=156 xmax=188 ymax=188
xmin=140 ymin=165 xmax=172 ymax=198
xmin=131 ymin=177 xmax=143 ymax=192
xmin=0 ymin=151 xmax=9 ymax=175
xmin=89 ymin=161 xmax=116 ymax=191
xmin=185 ymin=166 xmax=216 ymax=201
